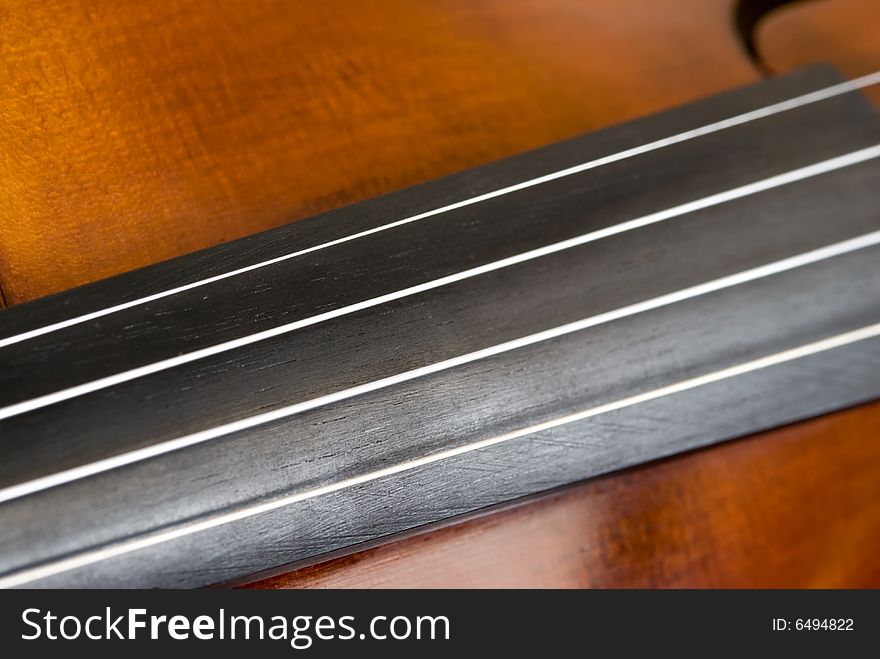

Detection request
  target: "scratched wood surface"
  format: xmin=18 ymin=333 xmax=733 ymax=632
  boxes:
xmin=249 ymin=401 xmax=880 ymax=588
xmin=3 ymin=64 xmax=880 ymax=587
xmin=1 ymin=0 xmax=879 ymax=588
xmin=246 ymin=0 xmax=880 ymax=589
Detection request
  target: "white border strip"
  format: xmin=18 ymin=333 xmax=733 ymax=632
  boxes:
xmin=2 ymin=144 xmax=879 ymax=423
xmin=2 ymin=71 xmax=879 ymax=351
xmin=2 ymin=227 xmax=880 ymax=507
xmin=3 ymin=321 xmax=879 ymax=588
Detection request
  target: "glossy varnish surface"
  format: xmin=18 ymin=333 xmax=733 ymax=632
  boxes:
xmin=0 ymin=0 xmax=754 ymax=305
xmin=1 ymin=0 xmax=879 ymax=588
xmin=1 ymin=67 xmax=879 ymax=587
xmin=250 ymin=0 xmax=880 ymax=590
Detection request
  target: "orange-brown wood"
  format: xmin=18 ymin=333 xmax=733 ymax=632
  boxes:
xmin=248 ymin=401 xmax=880 ymax=588
xmin=758 ymin=0 xmax=880 ymax=106
xmin=243 ymin=0 xmax=880 ymax=590
xmin=2 ymin=0 xmax=879 ymax=588
xmin=0 ymin=0 xmax=754 ymax=305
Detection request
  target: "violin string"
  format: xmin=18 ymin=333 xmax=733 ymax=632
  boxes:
xmin=2 ymin=320 xmax=879 ymax=588
xmin=2 ymin=226 xmax=879 ymax=506
xmin=3 ymin=71 xmax=880 ymax=585
xmin=1 ymin=69 xmax=878 ymax=351
xmin=1 ymin=143 xmax=878 ymax=423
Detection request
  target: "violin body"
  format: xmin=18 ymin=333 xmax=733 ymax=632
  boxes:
xmin=1 ymin=0 xmax=879 ymax=587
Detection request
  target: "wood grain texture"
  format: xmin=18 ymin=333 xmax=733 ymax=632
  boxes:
xmin=248 ymin=400 xmax=880 ymax=588
xmin=245 ymin=0 xmax=880 ymax=589
xmin=7 ymin=68 xmax=880 ymax=588
xmin=0 ymin=0 xmax=754 ymax=305
xmin=3 ymin=0 xmax=880 ymax=589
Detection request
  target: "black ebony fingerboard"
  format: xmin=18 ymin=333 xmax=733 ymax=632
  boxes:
xmin=2 ymin=66 xmax=880 ymax=587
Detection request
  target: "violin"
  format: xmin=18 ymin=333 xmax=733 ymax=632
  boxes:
xmin=1 ymin=0 xmax=878 ymax=587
